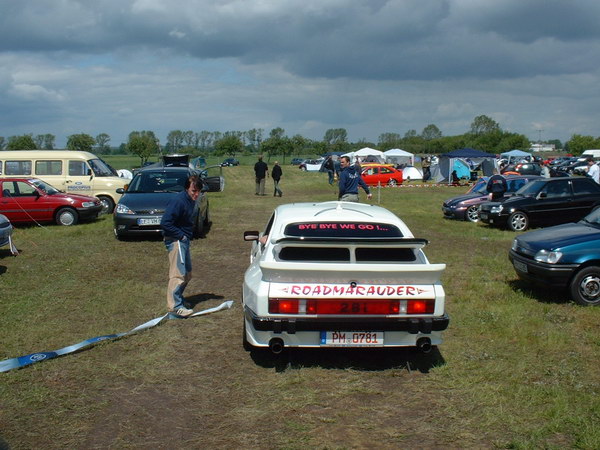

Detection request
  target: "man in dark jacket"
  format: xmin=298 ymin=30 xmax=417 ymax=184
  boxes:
xmin=254 ymin=156 xmax=268 ymax=195
xmin=338 ymin=156 xmax=372 ymax=202
xmin=160 ymin=175 xmax=203 ymax=317
xmin=486 ymin=171 xmax=508 ymax=201
xmin=324 ymin=156 xmax=335 ymax=184
xmin=272 ymin=161 xmax=283 ymax=197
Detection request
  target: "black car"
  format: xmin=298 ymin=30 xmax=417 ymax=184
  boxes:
xmin=221 ymin=158 xmax=240 ymax=167
xmin=442 ymin=175 xmax=541 ymax=222
xmin=113 ymin=165 xmax=221 ymax=239
xmin=502 ymin=162 xmax=542 ymax=176
xmin=479 ymin=177 xmax=600 ymax=231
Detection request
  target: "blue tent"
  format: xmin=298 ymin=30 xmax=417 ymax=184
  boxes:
xmin=434 ymin=148 xmax=497 ymax=183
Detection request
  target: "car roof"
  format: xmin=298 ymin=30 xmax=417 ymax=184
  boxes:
xmin=269 ymin=201 xmax=414 ymax=238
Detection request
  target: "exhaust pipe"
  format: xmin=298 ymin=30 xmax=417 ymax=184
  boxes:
xmin=416 ymin=337 xmax=432 ymax=354
xmin=268 ymin=338 xmax=284 ymax=355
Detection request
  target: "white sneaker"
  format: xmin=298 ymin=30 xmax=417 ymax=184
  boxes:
xmin=173 ymin=307 xmax=194 ymax=317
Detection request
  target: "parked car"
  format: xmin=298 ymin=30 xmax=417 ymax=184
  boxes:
xmin=443 ymin=175 xmax=542 ymax=222
xmin=502 ymin=162 xmax=542 ymax=176
xmin=0 ymin=178 xmax=102 ymax=226
xmin=221 ymin=158 xmax=240 ymax=167
xmin=558 ymin=160 xmax=588 ymax=176
xmin=360 ymin=164 xmax=404 ymax=186
xmin=242 ymin=201 xmax=449 ymax=354
xmin=113 ymin=165 xmax=220 ymax=239
xmin=509 ymin=207 xmax=600 ymax=306
xmin=479 ymin=177 xmax=600 ymax=231
xmin=290 ymin=158 xmax=304 ymax=165
xmin=299 ymin=159 xmax=324 ymax=172
xmin=0 ymin=213 xmax=14 ymax=250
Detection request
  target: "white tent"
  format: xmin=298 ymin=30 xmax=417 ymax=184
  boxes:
xmin=352 ymin=147 xmax=384 ymax=163
xmin=383 ymin=148 xmax=414 ymax=166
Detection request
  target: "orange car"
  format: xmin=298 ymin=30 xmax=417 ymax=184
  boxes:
xmin=360 ymin=164 xmax=403 ymax=186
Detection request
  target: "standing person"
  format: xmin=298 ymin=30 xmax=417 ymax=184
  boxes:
xmin=272 ymin=161 xmax=283 ymax=197
xmin=587 ymin=157 xmax=600 ymax=184
xmin=338 ymin=155 xmax=372 ymax=202
xmin=422 ymin=157 xmax=431 ymax=182
xmin=486 ymin=170 xmax=508 ymax=201
xmin=541 ymin=161 xmax=551 ymax=178
xmin=324 ymin=156 xmax=335 ymax=185
xmin=160 ymin=175 xmax=204 ymax=317
xmin=254 ymin=156 xmax=268 ymax=196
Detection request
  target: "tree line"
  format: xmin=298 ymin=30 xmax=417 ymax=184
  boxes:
xmin=2 ymin=115 xmax=595 ymax=165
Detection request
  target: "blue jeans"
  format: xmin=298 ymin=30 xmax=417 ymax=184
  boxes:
xmin=165 ymin=238 xmax=192 ymax=311
xmin=327 ymin=170 xmax=334 ymax=185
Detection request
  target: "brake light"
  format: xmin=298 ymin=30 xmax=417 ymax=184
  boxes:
xmin=268 ymin=298 xmax=434 ymax=315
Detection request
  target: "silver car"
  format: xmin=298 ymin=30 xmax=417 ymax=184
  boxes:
xmin=0 ymin=213 xmax=15 ymax=252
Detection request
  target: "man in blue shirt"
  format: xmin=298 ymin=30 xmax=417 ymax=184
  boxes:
xmin=338 ymin=156 xmax=372 ymax=202
xmin=160 ymin=175 xmax=203 ymax=317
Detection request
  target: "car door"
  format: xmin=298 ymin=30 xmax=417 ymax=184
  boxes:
xmin=64 ymin=159 xmax=94 ymax=195
xmin=526 ymin=179 xmax=573 ymax=225
xmin=0 ymin=180 xmax=50 ymax=223
xmin=569 ymin=178 xmax=600 ymax=220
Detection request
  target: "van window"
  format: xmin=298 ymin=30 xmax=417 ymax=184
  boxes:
xmin=5 ymin=161 xmax=32 ymax=175
xmin=69 ymin=160 xmax=89 ymax=176
xmin=36 ymin=160 xmax=62 ymax=176
xmin=0 ymin=161 xmax=2 ymax=175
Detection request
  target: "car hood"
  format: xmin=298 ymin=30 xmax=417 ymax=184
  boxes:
xmin=48 ymin=192 xmax=98 ymax=202
xmin=516 ymin=222 xmax=600 ymax=251
xmin=444 ymin=193 xmax=484 ymax=206
xmin=119 ymin=192 xmax=176 ymax=211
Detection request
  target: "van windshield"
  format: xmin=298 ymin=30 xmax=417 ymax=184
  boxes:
xmin=88 ymin=158 xmax=116 ymax=177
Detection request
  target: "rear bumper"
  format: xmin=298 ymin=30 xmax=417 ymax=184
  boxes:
xmin=244 ymin=306 xmax=449 ymax=334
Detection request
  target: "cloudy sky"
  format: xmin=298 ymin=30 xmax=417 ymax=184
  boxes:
xmin=1 ymin=0 xmax=599 ymax=147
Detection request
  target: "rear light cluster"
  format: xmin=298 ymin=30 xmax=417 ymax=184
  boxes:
xmin=268 ymin=298 xmax=435 ymax=315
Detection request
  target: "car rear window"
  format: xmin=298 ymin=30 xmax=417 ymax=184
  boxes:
xmin=284 ymin=222 xmax=403 ymax=238
xmin=279 ymin=247 xmax=350 ymax=261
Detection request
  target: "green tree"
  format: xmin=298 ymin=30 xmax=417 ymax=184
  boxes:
xmin=565 ymin=134 xmax=599 ymax=155
xmin=0 ymin=136 xmax=5 ymax=150
xmin=166 ymin=130 xmax=184 ymax=152
xmin=95 ymin=133 xmax=111 ymax=153
xmin=127 ymin=131 xmax=159 ymax=165
xmin=421 ymin=124 xmax=442 ymax=140
xmin=33 ymin=134 xmax=54 ymax=149
xmin=214 ymin=134 xmax=243 ymax=157
xmin=470 ymin=115 xmax=500 ymax=136
xmin=67 ymin=133 xmax=95 ymax=151
xmin=378 ymin=132 xmax=402 ymax=150
xmin=7 ymin=134 xmax=36 ymax=150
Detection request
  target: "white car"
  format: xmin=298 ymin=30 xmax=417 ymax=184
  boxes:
xmin=299 ymin=158 xmax=324 ymax=172
xmin=242 ymin=201 xmax=448 ymax=354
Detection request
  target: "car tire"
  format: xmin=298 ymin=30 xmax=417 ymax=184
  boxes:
xmin=570 ymin=266 xmax=600 ymax=306
xmin=300 ymin=166 xmax=307 ymax=171
xmin=466 ymin=205 xmax=480 ymax=223
xmin=98 ymin=196 xmax=115 ymax=214
xmin=55 ymin=207 xmax=78 ymax=226
xmin=203 ymin=202 xmax=211 ymax=226
xmin=387 ymin=179 xmax=397 ymax=187
xmin=193 ymin=211 xmax=204 ymax=238
xmin=508 ymin=211 xmax=529 ymax=231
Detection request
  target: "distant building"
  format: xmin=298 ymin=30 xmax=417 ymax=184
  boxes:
xmin=530 ymin=143 xmax=556 ymax=152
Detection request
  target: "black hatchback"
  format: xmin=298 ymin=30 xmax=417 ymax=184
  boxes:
xmin=479 ymin=177 xmax=600 ymax=231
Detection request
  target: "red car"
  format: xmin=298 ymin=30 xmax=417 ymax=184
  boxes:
xmin=0 ymin=178 xmax=102 ymax=226
xmin=360 ymin=164 xmax=404 ymax=186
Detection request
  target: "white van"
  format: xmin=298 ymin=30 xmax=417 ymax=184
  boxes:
xmin=580 ymin=149 xmax=600 ymax=160
xmin=0 ymin=150 xmax=125 ymax=213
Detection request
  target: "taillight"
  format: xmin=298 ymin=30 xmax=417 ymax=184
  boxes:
xmin=268 ymin=298 xmax=434 ymax=315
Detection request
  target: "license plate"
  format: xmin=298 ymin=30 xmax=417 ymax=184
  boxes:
xmin=480 ymin=212 xmax=488 ymax=219
xmin=137 ymin=217 xmax=161 ymax=226
xmin=320 ymin=331 xmax=384 ymax=347
xmin=513 ymin=259 xmax=528 ymax=273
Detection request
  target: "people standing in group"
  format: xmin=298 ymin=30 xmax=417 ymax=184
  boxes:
xmin=338 ymin=155 xmax=372 ymax=202
xmin=587 ymin=157 xmax=600 ymax=184
xmin=272 ymin=161 xmax=283 ymax=197
xmin=160 ymin=175 xmax=204 ymax=317
xmin=324 ymin=156 xmax=335 ymax=185
xmin=486 ymin=170 xmax=508 ymax=201
xmin=254 ymin=156 xmax=268 ymax=196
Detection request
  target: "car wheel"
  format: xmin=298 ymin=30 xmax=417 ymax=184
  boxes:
xmin=203 ymin=202 xmax=211 ymax=226
xmin=300 ymin=166 xmax=307 ymax=171
xmin=55 ymin=208 xmax=78 ymax=226
xmin=387 ymin=179 xmax=397 ymax=187
xmin=508 ymin=211 xmax=529 ymax=231
xmin=242 ymin=319 xmax=254 ymax=351
xmin=570 ymin=266 xmax=600 ymax=306
xmin=193 ymin=211 xmax=204 ymax=238
xmin=98 ymin=196 xmax=115 ymax=214
xmin=466 ymin=205 xmax=480 ymax=223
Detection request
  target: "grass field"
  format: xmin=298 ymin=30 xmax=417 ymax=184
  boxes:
xmin=1 ymin=165 xmax=599 ymax=448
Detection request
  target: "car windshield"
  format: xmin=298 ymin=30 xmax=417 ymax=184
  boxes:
xmin=514 ymin=179 xmax=545 ymax=196
xmin=30 ymin=179 xmax=60 ymax=195
xmin=88 ymin=158 xmax=117 ymax=177
xmin=469 ymin=179 xmax=488 ymax=194
xmin=127 ymin=171 xmax=188 ymax=193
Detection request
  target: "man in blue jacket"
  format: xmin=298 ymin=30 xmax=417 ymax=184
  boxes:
xmin=338 ymin=156 xmax=372 ymax=202
xmin=160 ymin=175 xmax=203 ymax=317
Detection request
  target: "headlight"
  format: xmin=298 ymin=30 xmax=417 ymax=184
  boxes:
xmin=534 ymin=249 xmax=563 ymax=264
xmin=82 ymin=201 xmax=96 ymax=207
xmin=511 ymin=239 xmax=518 ymax=251
xmin=490 ymin=205 xmax=504 ymax=214
xmin=115 ymin=204 xmax=135 ymax=214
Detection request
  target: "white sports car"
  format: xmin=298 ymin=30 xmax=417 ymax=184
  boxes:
xmin=242 ymin=201 xmax=448 ymax=354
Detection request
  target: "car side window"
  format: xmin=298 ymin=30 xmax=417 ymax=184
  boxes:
xmin=69 ymin=160 xmax=89 ymax=176
xmin=543 ymin=180 xmax=570 ymax=198
xmin=571 ymin=178 xmax=599 ymax=194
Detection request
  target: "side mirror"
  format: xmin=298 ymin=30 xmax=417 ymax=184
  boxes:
xmin=116 ymin=188 xmax=125 ymax=194
xmin=538 ymin=192 xmax=547 ymax=199
xmin=244 ymin=231 xmax=260 ymax=241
